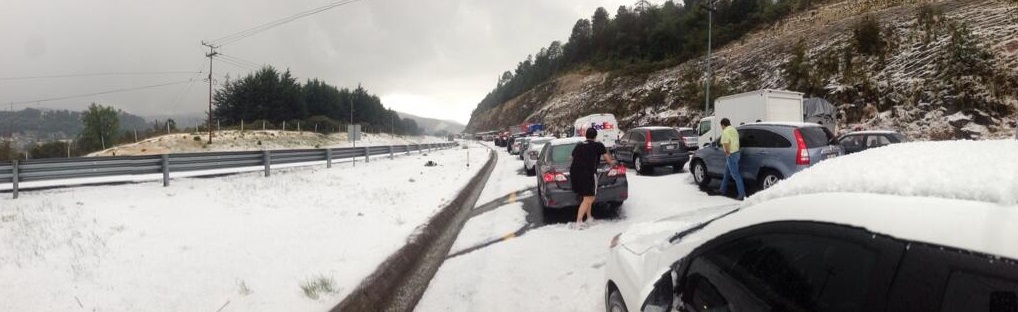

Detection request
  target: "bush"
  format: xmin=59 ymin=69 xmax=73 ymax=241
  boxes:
xmin=853 ymin=15 xmax=884 ymax=56
xmin=193 ymin=136 xmax=201 ymax=141
xmin=300 ymin=275 xmax=337 ymax=300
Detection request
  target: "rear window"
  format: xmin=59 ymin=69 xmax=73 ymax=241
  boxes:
xmin=649 ymin=129 xmax=681 ymax=142
xmin=890 ymin=133 xmax=907 ymax=142
xmin=799 ymin=127 xmax=835 ymax=148
xmin=550 ymin=144 xmax=576 ymax=164
xmin=679 ymin=129 xmax=697 ymax=137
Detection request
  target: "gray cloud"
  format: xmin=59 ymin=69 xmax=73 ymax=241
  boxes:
xmin=1 ymin=0 xmax=634 ymax=124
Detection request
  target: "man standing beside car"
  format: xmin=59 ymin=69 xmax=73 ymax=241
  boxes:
xmin=571 ymin=127 xmax=616 ymax=226
xmin=718 ymin=118 xmax=746 ymax=200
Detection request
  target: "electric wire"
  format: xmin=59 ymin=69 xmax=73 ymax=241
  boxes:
xmin=206 ymin=0 xmax=362 ymax=47
xmin=9 ymin=80 xmax=193 ymax=106
xmin=0 ymin=71 xmax=201 ymax=82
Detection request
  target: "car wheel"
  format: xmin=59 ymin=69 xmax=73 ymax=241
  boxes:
xmin=692 ymin=160 xmax=710 ymax=188
xmin=607 ymin=288 xmax=628 ymax=312
xmin=635 ymin=156 xmax=651 ymax=175
xmin=671 ymin=162 xmax=685 ymax=173
xmin=759 ymin=169 xmax=784 ymax=190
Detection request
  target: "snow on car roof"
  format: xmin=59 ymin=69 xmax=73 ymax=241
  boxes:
xmin=633 ymin=126 xmax=676 ymax=130
xmin=745 ymin=139 xmax=1018 ymax=206
xmin=743 ymin=121 xmax=825 ymax=128
xmin=548 ymin=137 xmax=586 ymax=145
xmin=708 ymin=193 xmax=1018 ymax=260
xmin=841 ymin=130 xmax=901 ymax=135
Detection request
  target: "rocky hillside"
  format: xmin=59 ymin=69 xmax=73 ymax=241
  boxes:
xmin=467 ymin=0 xmax=1018 ymax=140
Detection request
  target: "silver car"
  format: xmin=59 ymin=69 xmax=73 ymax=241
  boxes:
xmin=522 ymin=137 xmax=555 ymax=176
xmin=690 ymin=122 xmax=842 ymax=191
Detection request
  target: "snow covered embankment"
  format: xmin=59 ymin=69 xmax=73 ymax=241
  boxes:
xmin=0 ymin=142 xmax=488 ymax=312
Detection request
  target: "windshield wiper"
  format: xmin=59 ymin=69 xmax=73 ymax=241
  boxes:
xmin=667 ymin=207 xmax=741 ymax=244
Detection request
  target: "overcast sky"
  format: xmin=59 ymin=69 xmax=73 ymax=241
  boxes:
xmin=0 ymin=0 xmax=636 ymax=124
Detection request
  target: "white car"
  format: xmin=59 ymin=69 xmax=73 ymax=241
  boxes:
xmin=604 ymin=140 xmax=1018 ymax=312
xmin=522 ymin=137 xmax=555 ymax=176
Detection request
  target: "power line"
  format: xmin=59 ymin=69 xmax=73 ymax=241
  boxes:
xmin=218 ymin=54 xmax=261 ymax=67
xmin=9 ymin=80 xmax=193 ymax=106
xmin=207 ymin=0 xmax=362 ymax=47
xmin=0 ymin=71 xmax=201 ymax=82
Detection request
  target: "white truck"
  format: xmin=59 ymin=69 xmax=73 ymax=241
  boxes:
xmin=696 ymin=89 xmax=804 ymax=147
xmin=574 ymin=113 xmax=622 ymax=149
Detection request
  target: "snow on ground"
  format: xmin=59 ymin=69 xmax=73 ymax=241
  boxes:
xmin=89 ymin=130 xmax=446 ymax=157
xmin=447 ymin=202 xmax=527 ymax=256
xmin=0 ymin=142 xmax=487 ymax=312
xmin=416 ymin=142 xmax=736 ymax=312
xmin=746 ymin=140 xmax=1018 ymax=207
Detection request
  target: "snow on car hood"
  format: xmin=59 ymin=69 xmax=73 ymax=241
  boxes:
xmin=745 ymin=140 xmax=1018 ymax=206
xmin=619 ymin=204 xmax=739 ymax=255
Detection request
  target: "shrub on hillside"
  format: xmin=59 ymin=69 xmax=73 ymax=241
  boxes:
xmin=853 ymin=15 xmax=884 ymax=56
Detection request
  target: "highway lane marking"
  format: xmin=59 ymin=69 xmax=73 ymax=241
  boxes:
xmin=508 ymin=191 xmax=517 ymax=203
xmin=502 ymin=232 xmax=516 ymax=240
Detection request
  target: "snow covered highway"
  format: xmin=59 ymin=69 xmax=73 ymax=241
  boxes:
xmin=417 ymin=142 xmax=738 ymax=311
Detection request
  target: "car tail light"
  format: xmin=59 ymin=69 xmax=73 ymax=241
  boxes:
xmin=644 ymin=130 xmax=653 ymax=152
xmin=608 ymin=165 xmax=627 ymax=176
xmin=542 ymin=171 xmax=568 ymax=182
xmin=529 ymin=151 xmax=539 ymax=160
xmin=794 ymin=129 xmax=810 ymax=165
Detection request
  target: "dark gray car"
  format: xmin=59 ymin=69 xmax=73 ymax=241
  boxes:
xmin=535 ymin=137 xmax=628 ymax=212
xmin=614 ymin=127 xmax=692 ymax=175
xmin=836 ymin=130 xmax=906 ymax=154
xmin=690 ymin=122 xmax=842 ymax=191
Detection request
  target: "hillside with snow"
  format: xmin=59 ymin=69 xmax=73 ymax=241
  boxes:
xmin=87 ymin=130 xmax=447 ymax=157
xmin=467 ymin=0 xmax=1018 ymax=140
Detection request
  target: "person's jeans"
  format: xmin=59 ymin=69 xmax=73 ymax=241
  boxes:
xmin=719 ymin=151 xmax=746 ymax=199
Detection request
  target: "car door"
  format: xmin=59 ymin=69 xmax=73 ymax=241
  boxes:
xmin=865 ymin=135 xmax=891 ymax=150
xmin=670 ymin=222 xmax=905 ymax=312
xmin=886 ymin=243 xmax=1018 ymax=311
xmin=735 ymin=128 xmax=762 ymax=181
xmin=702 ymin=139 xmax=728 ymax=176
xmin=617 ymin=131 xmax=634 ymax=162
xmin=838 ymin=135 xmax=865 ymax=154
xmin=631 ymin=130 xmax=647 ymax=161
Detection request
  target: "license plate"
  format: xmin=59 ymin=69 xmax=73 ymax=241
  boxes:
xmin=825 ymin=153 xmax=837 ymax=159
xmin=665 ymin=145 xmax=675 ymax=150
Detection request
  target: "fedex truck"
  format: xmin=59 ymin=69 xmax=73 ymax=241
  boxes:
xmin=696 ymin=89 xmax=804 ymax=147
xmin=574 ymin=113 xmax=622 ymax=148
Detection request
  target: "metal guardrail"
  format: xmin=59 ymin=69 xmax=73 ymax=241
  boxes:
xmin=1 ymin=142 xmax=457 ymax=199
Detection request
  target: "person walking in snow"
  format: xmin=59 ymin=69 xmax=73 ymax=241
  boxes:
xmin=717 ymin=118 xmax=746 ymax=200
xmin=570 ymin=127 xmax=616 ymax=226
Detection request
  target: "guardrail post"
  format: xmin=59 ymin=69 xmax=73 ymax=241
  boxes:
xmin=12 ymin=160 xmax=19 ymax=199
xmin=364 ymin=146 xmax=370 ymax=163
xmin=389 ymin=146 xmax=394 ymax=160
xmin=162 ymin=154 xmax=170 ymax=187
xmin=326 ymin=148 xmax=333 ymax=169
xmin=263 ymin=150 xmax=271 ymax=177
xmin=406 ymin=145 xmax=410 ymax=156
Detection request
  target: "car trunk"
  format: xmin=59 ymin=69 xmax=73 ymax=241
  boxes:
xmin=648 ymin=129 xmax=686 ymax=153
xmin=798 ymin=126 xmax=841 ymax=164
xmin=549 ymin=162 xmax=621 ymax=190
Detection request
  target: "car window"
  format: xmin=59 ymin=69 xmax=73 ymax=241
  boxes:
xmin=699 ymin=120 xmax=712 ymax=136
xmin=739 ymin=129 xmax=759 ymax=148
xmin=650 ymin=129 xmax=681 ymax=142
xmin=633 ymin=130 xmax=646 ymax=142
xmin=682 ymin=233 xmax=880 ymax=311
xmin=888 ymin=243 xmax=1018 ymax=312
xmin=530 ymin=138 xmax=552 ymax=146
xmin=549 ymin=144 xmax=576 ymax=164
xmin=799 ymin=127 xmax=835 ymax=148
xmin=866 ymin=135 xmax=891 ymax=148
xmin=890 ymin=133 xmax=907 ymax=142
xmin=680 ymin=129 xmax=697 ymax=137
xmin=839 ymin=135 xmax=864 ymax=149
xmin=756 ymin=129 xmax=791 ymax=148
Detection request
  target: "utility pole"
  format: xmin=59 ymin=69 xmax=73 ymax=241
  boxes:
xmin=702 ymin=0 xmax=718 ymax=114
xmin=202 ymin=41 xmax=219 ymax=144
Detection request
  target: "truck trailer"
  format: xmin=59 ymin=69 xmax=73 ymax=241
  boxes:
xmin=696 ymin=89 xmax=804 ymax=147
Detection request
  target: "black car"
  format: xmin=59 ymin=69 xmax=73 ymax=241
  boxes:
xmin=614 ymin=126 xmax=692 ymax=175
xmin=836 ymin=130 xmax=906 ymax=154
xmin=535 ymin=137 xmax=628 ymax=213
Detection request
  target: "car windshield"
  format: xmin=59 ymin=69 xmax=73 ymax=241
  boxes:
xmin=530 ymin=138 xmax=552 ymax=146
xmin=650 ymin=129 xmax=681 ymax=141
xmin=891 ymin=133 xmax=907 ymax=142
xmin=550 ymin=143 xmax=577 ymax=164
xmin=799 ymin=127 xmax=835 ymax=148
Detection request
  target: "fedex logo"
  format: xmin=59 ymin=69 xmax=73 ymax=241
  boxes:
xmin=589 ymin=122 xmax=615 ymax=130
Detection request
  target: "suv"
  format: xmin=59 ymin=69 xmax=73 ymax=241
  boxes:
xmin=836 ymin=130 xmax=906 ymax=154
xmin=535 ymin=137 xmax=628 ymax=212
xmin=676 ymin=127 xmax=699 ymax=151
xmin=614 ymin=127 xmax=692 ymax=175
xmin=690 ymin=122 xmax=842 ymax=191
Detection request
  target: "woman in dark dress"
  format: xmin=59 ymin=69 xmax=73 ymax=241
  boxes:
xmin=570 ymin=128 xmax=616 ymax=226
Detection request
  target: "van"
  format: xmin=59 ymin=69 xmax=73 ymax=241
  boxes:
xmin=574 ymin=113 xmax=622 ymax=149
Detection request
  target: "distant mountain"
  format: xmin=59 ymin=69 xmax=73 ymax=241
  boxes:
xmin=143 ymin=112 xmax=206 ymax=129
xmin=396 ymin=112 xmax=465 ymax=135
xmin=0 ymin=108 xmax=149 ymax=142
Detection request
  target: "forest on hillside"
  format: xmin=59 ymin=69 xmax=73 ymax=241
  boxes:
xmin=475 ymin=0 xmax=823 ymax=115
xmin=212 ymin=66 xmax=422 ymax=135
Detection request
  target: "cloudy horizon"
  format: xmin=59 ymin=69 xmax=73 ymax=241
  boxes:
xmin=1 ymin=0 xmax=637 ymax=125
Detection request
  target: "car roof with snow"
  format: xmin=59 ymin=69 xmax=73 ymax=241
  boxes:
xmin=840 ymin=130 xmax=901 ymax=135
xmin=631 ymin=126 xmax=677 ymax=130
xmin=716 ymin=140 xmax=1018 ymax=259
xmin=547 ymin=137 xmax=586 ymax=146
xmin=742 ymin=121 xmax=827 ymax=128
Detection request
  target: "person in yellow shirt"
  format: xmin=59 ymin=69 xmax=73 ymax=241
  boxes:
xmin=718 ymin=118 xmax=746 ymax=200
